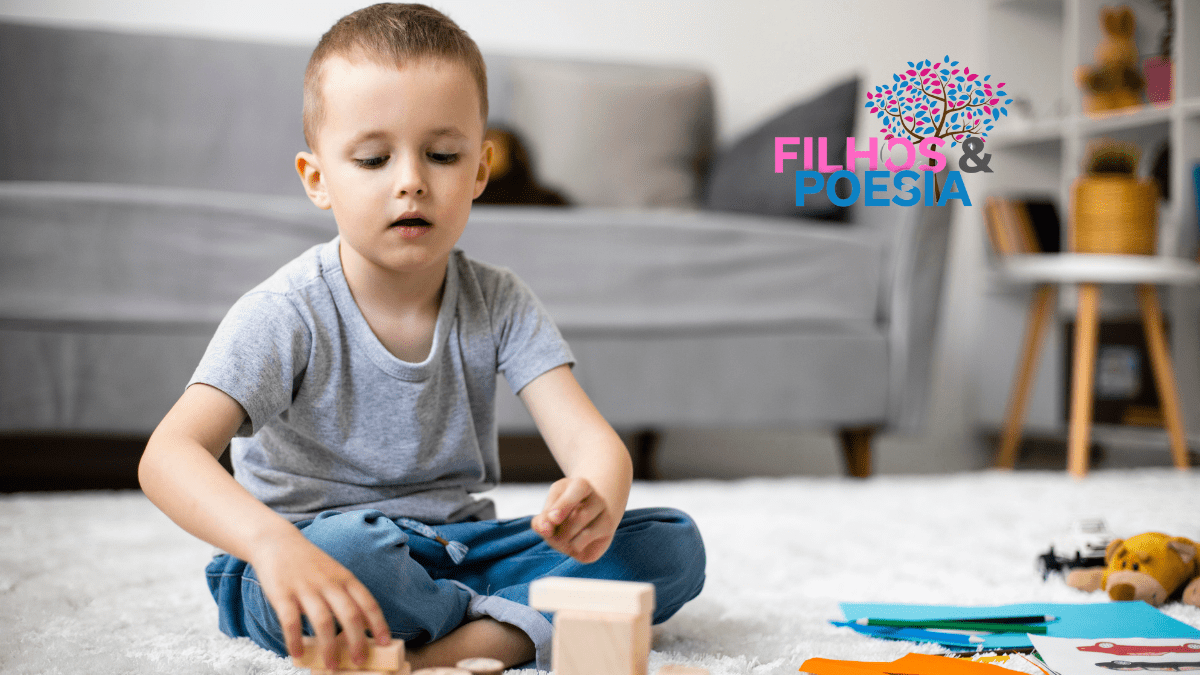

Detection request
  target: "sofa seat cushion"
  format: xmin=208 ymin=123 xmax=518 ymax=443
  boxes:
xmin=0 ymin=181 xmax=334 ymax=328
xmin=459 ymin=206 xmax=884 ymax=334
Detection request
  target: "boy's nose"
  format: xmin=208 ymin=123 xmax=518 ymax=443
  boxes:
xmin=394 ymin=155 xmax=428 ymax=197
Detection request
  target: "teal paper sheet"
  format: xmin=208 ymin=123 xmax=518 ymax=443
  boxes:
xmin=835 ymin=602 xmax=1200 ymax=651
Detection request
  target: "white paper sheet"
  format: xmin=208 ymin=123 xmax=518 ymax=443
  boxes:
xmin=1029 ymin=635 xmax=1200 ymax=673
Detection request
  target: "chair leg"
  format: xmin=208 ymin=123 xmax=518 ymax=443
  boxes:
xmin=1068 ymin=283 xmax=1101 ymax=478
xmin=997 ymin=284 xmax=1058 ymax=469
xmin=1136 ymin=284 xmax=1191 ymax=470
xmin=838 ymin=427 xmax=875 ymax=478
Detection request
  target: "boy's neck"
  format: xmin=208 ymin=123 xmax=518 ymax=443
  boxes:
xmin=337 ymin=241 xmax=448 ymax=318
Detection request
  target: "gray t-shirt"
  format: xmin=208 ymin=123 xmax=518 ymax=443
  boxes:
xmin=188 ymin=236 xmax=574 ymax=524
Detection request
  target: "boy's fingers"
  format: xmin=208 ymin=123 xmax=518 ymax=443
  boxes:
xmin=298 ymin=595 xmax=340 ymax=669
xmin=324 ymin=590 xmax=369 ymax=667
xmin=556 ymin=497 xmax=604 ymax=543
xmin=277 ymin=599 xmax=305 ymax=660
xmin=345 ymin=583 xmax=391 ymax=646
xmin=543 ymin=478 xmax=594 ymax=525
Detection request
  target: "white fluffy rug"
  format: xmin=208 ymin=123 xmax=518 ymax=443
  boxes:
xmin=3 ymin=469 xmax=1199 ymax=675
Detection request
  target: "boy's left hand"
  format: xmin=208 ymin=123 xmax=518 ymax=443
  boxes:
xmin=532 ymin=476 xmax=618 ymax=563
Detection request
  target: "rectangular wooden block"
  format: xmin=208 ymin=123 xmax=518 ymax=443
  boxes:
xmin=552 ymin=610 xmax=651 ymax=675
xmin=529 ymin=576 xmax=655 ymax=616
xmin=293 ymin=636 xmax=405 ymax=671
xmin=656 ymin=666 xmax=709 ymax=675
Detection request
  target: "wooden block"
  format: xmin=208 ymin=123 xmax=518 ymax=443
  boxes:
xmin=656 ymin=666 xmax=709 ymax=675
xmin=293 ymin=635 xmax=405 ymax=672
xmin=529 ymin=577 xmax=655 ymax=616
xmin=456 ymin=657 xmax=504 ymax=675
xmin=552 ymin=610 xmax=651 ymax=675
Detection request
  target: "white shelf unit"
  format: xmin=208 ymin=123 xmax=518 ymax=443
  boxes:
xmin=977 ymin=0 xmax=1200 ymax=452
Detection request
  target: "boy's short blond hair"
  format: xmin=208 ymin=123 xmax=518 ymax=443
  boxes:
xmin=303 ymin=3 xmax=488 ymax=149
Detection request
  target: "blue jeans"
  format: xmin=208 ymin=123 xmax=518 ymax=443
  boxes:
xmin=206 ymin=507 xmax=705 ymax=670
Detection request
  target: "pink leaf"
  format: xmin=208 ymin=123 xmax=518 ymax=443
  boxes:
xmin=870 ymin=107 xmax=878 ymax=113
xmin=998 ymin=82 xmax=1006 ymax=88
xmin=907 ymin=69 xmax=917 ymax=75
xmin=952 ymin=69 xmax=959 ymax=75
xmin=967 ymin=74 xmax=978 ymax=81
xmin=920 ymin=68 xmax=930 ymax=75
xmin=989 ymin=98 xmax=998 ymax=105
xmin=984 ymin=106 xmax=991 ymax=114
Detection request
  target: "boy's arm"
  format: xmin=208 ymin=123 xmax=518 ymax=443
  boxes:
xmin=138 ymin=383 xmax=390 ymax=669
xmin=518 ymin=365 xmax=632 ymax=563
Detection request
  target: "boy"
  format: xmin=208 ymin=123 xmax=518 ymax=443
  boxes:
xmin=137 ymin=3 xmax=705 ymax=672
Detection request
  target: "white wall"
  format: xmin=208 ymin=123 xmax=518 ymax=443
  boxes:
xmin=0 ymin=0 xmax=990 ymax=475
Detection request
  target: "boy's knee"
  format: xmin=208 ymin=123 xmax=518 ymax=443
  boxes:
xmin=616 ymin=508 xmax=706 ymax=622
xmin=299 ymin=509 xmax=410 ymax=572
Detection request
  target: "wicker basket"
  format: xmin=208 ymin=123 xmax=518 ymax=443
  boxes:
xmin=1071 ymin=176 xmax=1158 ymax=254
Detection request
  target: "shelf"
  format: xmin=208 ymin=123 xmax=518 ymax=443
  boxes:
xmin=988 ymin=118 xmax=1065 ymax=149
xmin=994 ymin=253 xmax=1200 ymax=285
xmin=1078 ymin=104 xmax=1172 ymax=134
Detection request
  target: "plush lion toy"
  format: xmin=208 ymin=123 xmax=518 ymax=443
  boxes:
xmin=1066 ymin=533 xmax=1200 ymax=607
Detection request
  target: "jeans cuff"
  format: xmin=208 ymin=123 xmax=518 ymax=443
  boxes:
xmin=465 ymin=594 xmax=554 ymax=671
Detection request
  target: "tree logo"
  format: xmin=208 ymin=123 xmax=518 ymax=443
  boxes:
xmin=867 ymin=56 xmax=1011 ymax=148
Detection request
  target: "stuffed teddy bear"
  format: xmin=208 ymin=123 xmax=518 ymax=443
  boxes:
xmin=1066 ymin=532 xmax=1200 ymax=607
xmin=1076 ymin=5 xmax=1145 ymax=113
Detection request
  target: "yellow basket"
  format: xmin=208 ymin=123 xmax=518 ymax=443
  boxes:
xmin=1071 ymin=176 xmax=1158 ymax=254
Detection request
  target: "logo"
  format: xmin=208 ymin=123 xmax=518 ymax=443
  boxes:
xmin=776 ymin=56 xmax=1009 ymax=207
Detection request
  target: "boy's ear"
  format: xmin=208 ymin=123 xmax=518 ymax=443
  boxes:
xmin=472 ymin=139 xmax=495 ymax=199
xmin=295 ymin=151 xmax=331 ymax=210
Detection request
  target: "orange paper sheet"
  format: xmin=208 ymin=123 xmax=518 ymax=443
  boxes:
xmin=800 ymin=653 xmax=1019 ymax=675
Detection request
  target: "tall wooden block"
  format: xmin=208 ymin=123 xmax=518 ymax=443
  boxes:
xmin=553 ymin=610 xmax=651 ymax=675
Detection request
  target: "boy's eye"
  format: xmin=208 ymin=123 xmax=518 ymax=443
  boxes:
xmin=428 ymin=152 xmax=458 ymax=164
xmin=355 ymin=156 xmax=389 ymax=168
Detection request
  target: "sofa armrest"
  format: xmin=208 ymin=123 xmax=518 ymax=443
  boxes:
xmin=877 ymin=202 xmax=953 ymax=433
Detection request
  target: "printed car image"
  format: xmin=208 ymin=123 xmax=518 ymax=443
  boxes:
xmin=1080 ymin=642 xmax=1200 ymax=657
xmin=1095 ymin=660 xmax=1200 ymax=671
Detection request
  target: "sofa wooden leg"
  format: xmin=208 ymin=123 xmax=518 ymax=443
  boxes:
xmin=838 ymin=427 xmax=875 ymax=478
xmin=629 ymin=429 xmax=661 ymax=481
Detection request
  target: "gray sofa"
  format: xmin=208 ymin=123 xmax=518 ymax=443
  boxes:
xmin=0 ymin=22 xmax=949 ymax=478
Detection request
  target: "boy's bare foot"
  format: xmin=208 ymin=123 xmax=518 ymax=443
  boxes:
xmin=407 ymin=618 xmax=535 ymax=669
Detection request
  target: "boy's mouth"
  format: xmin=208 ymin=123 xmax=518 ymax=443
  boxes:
xmin=390 ymin=217 xmax=432 ymax=228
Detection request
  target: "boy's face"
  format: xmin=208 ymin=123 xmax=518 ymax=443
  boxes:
xmin=296 ymin=56 xmax=491 ymax=277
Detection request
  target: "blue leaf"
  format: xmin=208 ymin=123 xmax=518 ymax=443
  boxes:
xmin=875 ymin=85 xmax=882 ymax=92
xmin=992 ymin=109 xmax=1000 ymax=120
xmin=1005 ymin=99 xmax=1013 ymax=104
xmin=956 ymin=76 xmax=965 ymax=82
xmin=998 ymin=90 xmax=1006 ymax=96
xmin=952 ymin=113 xmax=959 ymax=122
xmin=1001 ymin=108 xmax=1008 ymax=116
xmin=908 ymin=61 xmax=915 ymax=67
xmin=893 ymin=74 xmax=900 ymax=82
xmin=944 ymin=54 xmax=950 ymax=62
xmin=941 ymin=69 xmax=950 ymax=75
xmin=951 ymin=61 xmax=959 ymax=66
xmin=950 ymin=141 xmax=957 ymax=147
xmin=924 ymin=59 xmax=931 ymax=67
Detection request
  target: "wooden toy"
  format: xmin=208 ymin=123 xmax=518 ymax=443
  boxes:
xmin=292 ymin=635 xmax=409 ymax=675
xmin=656 ymin=666 xmax=709 ymax=675
xmin=529 ymin=577 xmax=656 ymax=675
xmin=455 ymin=657 xmax=505 ymax=675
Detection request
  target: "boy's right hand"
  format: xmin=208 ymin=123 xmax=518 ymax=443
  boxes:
xmin=249 ymin=529 xmax=392 ymax=670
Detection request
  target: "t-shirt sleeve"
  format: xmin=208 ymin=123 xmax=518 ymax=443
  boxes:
xmin=488 ymin=269 xmax=575 ymax=395
xmin=188 ymin=291 xmax=312 ymax=437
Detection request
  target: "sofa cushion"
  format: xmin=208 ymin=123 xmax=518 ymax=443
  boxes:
xmin=0 ymin=22 xmax=309 ymax=195
xmin=703 ymin=77 xmax=859 ymax=222
xmin=491 ymin=56 xmax=715 ymax=209
xmin=458 ymin=206 xmax=882 ymax=332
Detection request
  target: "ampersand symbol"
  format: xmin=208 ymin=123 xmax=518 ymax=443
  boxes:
xmin=958 ymin=137 xmax=992 ymax=173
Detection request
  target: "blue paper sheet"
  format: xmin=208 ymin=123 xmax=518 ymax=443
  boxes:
xmin=835 ymin=602 xmax=1200 ymax=651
